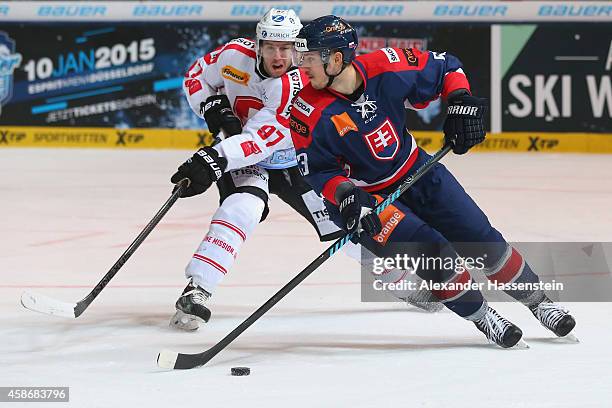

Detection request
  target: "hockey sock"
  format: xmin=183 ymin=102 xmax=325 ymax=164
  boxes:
xmin=483 ymin=244 xmax=543 ymax=304
xmin=185 ymin=192 xmax=264 ymax=293
xmin=411 ymin=241 xmax=485 ymax=318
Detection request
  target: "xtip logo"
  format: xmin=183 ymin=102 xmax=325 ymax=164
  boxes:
xmin=0 ymin=129 xmax=26 ymax=145
xmin=527 ymin=136 xmax=559 ymax=152
xmin=414 ymin=137 xmax=432 ymax=148
xmin=0 ymin=32 xmax=22 ymax=118
xmin=197 ymin=133 xmax=209 ymax=148
xmin=115 ymin=131 xmax=144 ymax=146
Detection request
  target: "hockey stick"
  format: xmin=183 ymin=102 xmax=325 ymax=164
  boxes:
xmin=20 ymin=178 xmax=191 ymax=318
xmin=157 ymin=144 xmax=453 ymax=370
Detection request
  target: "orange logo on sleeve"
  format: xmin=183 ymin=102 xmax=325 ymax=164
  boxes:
xmin=372 ymin=195 xmax=405 ymax=246
xmin=331 ymin=112 xmax=358 ymax=137
xmin=221 ymin=65 xmax=250 ymax=85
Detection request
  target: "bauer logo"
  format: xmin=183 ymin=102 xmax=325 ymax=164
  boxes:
xmin=538 ymin=4 xmax=612 ymax=17
xmin=433 ymin=4 xmax=508 ymax=17
xmin=132 ymin=4 xmax=204 ymax=17
xmin=331 ymin=4 xmax=404 ymax=17
xmin=37 ymin=5 xmax=107 ymax=17
xmin=0 ymin=32 xmax=22 ymax=118
xmin=230 ymin=5 xmax=302 ymax=18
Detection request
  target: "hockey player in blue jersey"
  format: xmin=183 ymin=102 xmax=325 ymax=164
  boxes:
xmin=289 ymin=15 xmax=576 ymax=348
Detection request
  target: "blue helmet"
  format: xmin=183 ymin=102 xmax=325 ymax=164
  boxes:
xmin=295 ymin=15 xmax=358 ymax=65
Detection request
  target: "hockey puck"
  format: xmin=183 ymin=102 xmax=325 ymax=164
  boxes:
xmin=231 ymin=367 xmax=250 ymax=376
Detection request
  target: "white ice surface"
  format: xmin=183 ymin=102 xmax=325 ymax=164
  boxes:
xmin=1 ymin=149 xmax=611 ymax=408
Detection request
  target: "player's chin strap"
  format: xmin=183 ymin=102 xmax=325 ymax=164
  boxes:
xmin=324 ymin=61 xmax=350 ymax=88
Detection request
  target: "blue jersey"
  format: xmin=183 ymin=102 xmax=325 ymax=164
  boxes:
xmin=289 ymin=47 xmax=470 ymax=204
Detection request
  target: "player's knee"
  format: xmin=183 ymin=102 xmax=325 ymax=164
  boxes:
xmin=214 ymin=192 xmax=265 ymax=234
xmin=452 ymin=227 xmax=507 ymax=263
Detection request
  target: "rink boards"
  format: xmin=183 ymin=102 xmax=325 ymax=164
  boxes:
xmin=1 ymin=127 xmax=611 ymax=153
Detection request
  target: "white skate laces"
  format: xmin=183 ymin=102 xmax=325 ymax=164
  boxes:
xmin=474 ymin=306 xmax=527 ymax=349
xmin=182 ymin=286 xmax=210 ymax=306
xmin=476 ymin=307 xmax=511 ymax=343
xmin=170 ymin=282 xmax=213 ymax=331
xmin=532 ymin=302 xmax=567 ymax=329
xmin=529 ymin=299 xmax=577 ymax=340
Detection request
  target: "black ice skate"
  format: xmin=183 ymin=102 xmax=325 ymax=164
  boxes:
xmin=529 ymin=297 xmax=577 ymax=340
xmin=474 ymin=306 xmax=527 ymax=349
xmin=169 ymin=280 xmax=212 ymax=331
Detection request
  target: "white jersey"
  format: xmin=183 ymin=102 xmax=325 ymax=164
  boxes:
xmin=183 ymin=38 xmax=306 ymax=170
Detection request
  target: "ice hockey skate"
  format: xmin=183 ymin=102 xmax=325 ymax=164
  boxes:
xmin=473 ymin=305 xmax=528 ymax=349
xmin=169 ymin=280 xmax=212 ymax=331
xmin=529 ymin=296 xmax=578 ymax=342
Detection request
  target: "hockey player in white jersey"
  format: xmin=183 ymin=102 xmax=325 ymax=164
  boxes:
xmin=169 ymin=9 xmax=347 ymax=330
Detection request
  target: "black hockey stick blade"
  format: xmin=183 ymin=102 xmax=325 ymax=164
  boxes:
xmin=21 ymin=178 xmax=190 ymax=318
xmin=157 ymin=145 xmax=452 ymax=370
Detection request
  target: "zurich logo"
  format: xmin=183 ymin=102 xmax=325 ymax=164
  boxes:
xmin=0 ymin=32 xmax=22 ymax=117
xmin=261 ymin=30 xmax=267 ymax=38
xmin=271 ymin=14 xmax=285 ymax=22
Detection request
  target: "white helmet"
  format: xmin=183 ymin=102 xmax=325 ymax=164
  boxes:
xmin=255 ymin=8 xmax=302 ymax=76
xmin=256 ymin=8 xmax=302 ymax=43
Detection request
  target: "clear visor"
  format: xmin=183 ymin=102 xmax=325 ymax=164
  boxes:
xmin=293 ymin=50 xmax=330 ymax=68
xmin=259 ymin=42 xmax=294 ymax=60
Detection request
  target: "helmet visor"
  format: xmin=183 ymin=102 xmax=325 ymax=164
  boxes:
xmin=259 ymin=42 xmax=294 ymax=60
xmin=293 ymin=50 xmax=330 ymax=68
